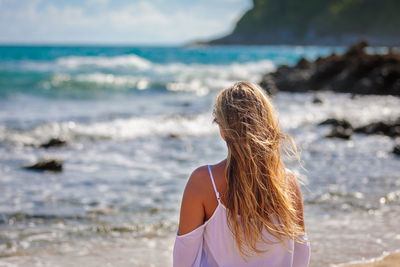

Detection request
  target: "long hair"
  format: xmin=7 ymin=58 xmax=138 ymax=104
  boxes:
xmin=212 ymin=81 xmax=304 ymax=257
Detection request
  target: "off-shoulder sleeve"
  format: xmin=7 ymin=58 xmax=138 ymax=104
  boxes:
xmin=173 ymin=225 xmax=205 ymax=267
xmin=293 ymin=234 xmax=311 ymax=267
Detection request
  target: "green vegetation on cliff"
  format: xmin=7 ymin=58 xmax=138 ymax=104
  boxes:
xmin=210 ymin=0 xmax=400 ymax=45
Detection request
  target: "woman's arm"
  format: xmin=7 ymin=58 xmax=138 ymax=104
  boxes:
xmin=177 ymin=167 xmax=208 ymax=235
xmin=287 ymin=172 xmax=305 ymax=231
xmin=288 ymin=173 xmax=310 ymax=266
xmin=174 ymin=168 xmax=208 ymax=267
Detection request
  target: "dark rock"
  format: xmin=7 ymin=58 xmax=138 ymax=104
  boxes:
xmin=312 ymin=96 xmax=323 ymax=104
xmin=344 ymin=40 xmax=368 ymax=57
xmin=259 ymin=75 xmax=279 ymax=95
xmin=168 ymin=133 xmax=180 ymax=139
xmin=393 ymin=144 xmax=400 ymax=156
xmin=39 ymin=138 xmax=67 ymax=148
xmin=296 ymin=57 xmax=312 ymax=69
xmin=24 ymin=159 xmax=63 ymax=172
xmin=182 ymin=102 xmax=191 ymax=107
xmin=325 ymin=126 xmax=353 ymax=140
xmin=318 ymin=119 xmax=353 ymax=129
xmin=259 ymin=41 xmax=400 ymax=96
xmin=319 ymin=118 xmax=353 ymax=140
xmin=354 ymin=119 xmax=400 ymax=137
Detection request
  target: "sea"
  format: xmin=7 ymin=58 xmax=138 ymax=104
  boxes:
xmin=0 ymin=45 xmax=399 ymax=267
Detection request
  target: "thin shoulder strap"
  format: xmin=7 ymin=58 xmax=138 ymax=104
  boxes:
xmin=207 ymin=165 xmax=221 ymax=203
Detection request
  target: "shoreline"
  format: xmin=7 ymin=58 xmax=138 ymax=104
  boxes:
xmin=0 ymin=233 xmax=399 ymax=266
xmin=342 ymin=251 xmax=400 ymax=267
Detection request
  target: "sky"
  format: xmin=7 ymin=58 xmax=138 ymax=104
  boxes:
xmin=0 ymin=0 xmax=252 ymax=45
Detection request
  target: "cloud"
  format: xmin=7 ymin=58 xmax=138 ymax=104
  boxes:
xmin=0 ymin=0 xmax=251 ymax=44
xmin=86 ymin=0 xmax=109 ymax=5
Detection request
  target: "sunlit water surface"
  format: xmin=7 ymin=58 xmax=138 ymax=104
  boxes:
xmin=0 ymin=46 xmax=399 ymax=266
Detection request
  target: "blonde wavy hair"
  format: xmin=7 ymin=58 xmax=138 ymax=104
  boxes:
xmin=213 ymin=81 xmax=304 ymax=257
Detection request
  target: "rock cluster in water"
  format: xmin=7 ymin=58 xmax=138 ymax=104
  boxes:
xmin=319 ymin=118 xmax=400 ymax=139
xmin=318 ymin=118 xmax=400 ymax=155
xmin=23 ymin=138 xmax=66 ymax=172
xmin=260 ymin=41 xmax=400 ymax=96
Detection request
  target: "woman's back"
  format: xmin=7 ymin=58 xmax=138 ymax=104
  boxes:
xmin=173 ymin=162 xmax=310 ymax=267
xmin=174 ymin=82 xmax=310 ymax=266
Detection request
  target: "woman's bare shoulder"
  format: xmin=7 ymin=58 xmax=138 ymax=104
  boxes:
xmin=186 ymin=160 xmax=226 ymax=192
xmin=184 ymin=165 xmax=211 ymax=197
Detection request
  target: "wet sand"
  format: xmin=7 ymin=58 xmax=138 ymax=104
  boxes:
xmin=345 ymin=252 xmax=400 ymax=267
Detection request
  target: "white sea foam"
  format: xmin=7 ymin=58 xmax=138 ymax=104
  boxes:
xmin=68 ymin=113 xmax=217 ymax=140
xmin=2 ymin=92 xmax=400 ymax=145
xmin=55 ymin=54 xmax=153 ymax=70
xmin=0 ymin=113 xmax=218 ymax=145
xmin=160 ymin=60 xmax=275 ymax=95
xmin=44 ymin=73 xmax=150 ymax=90
xmin=53 ymin=54 xmax=275 ymax=77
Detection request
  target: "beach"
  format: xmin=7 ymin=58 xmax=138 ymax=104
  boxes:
xmin=344 ymin=252 xmax=400 ymax=267
xmin=0 ymin=45 xmax=399 ymax=266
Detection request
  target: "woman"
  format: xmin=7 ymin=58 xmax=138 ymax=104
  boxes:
xmin=173 ymin=82 xmax=310 ymax=266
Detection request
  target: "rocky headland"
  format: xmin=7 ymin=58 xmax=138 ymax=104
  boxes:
xmin=206 ymin=0 xmax=400 ymax=46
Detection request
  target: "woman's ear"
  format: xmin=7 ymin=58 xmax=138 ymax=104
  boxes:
xmin=219 ymin=126 xmax=225 ymax=141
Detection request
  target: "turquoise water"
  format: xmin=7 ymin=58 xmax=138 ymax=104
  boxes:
xmin=0 ymin=45 xmax=342 ymax=98
xmin=0 ymin=45 xmax=399 ymax=266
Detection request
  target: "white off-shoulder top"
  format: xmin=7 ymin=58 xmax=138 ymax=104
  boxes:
xmin=173 ymin=165 xmax=310 ymax=267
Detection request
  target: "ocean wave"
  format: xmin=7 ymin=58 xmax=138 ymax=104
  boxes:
xmin=0 ymin=113 xmax=218 ymax=145
xmin=55 ymin=54 xmax=153 ymax=70
xmin=42 ymin=73 xmax=150 ymax=91
xmin=161 ymin=60 xmax=275 ymax=95
xmin=53 ymin=54 xmax=275 ymax=75
xmin=2 ymin=92 xmax=400 ymax=146
xmin=22 ymin=57 xmax=276 ymax=95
